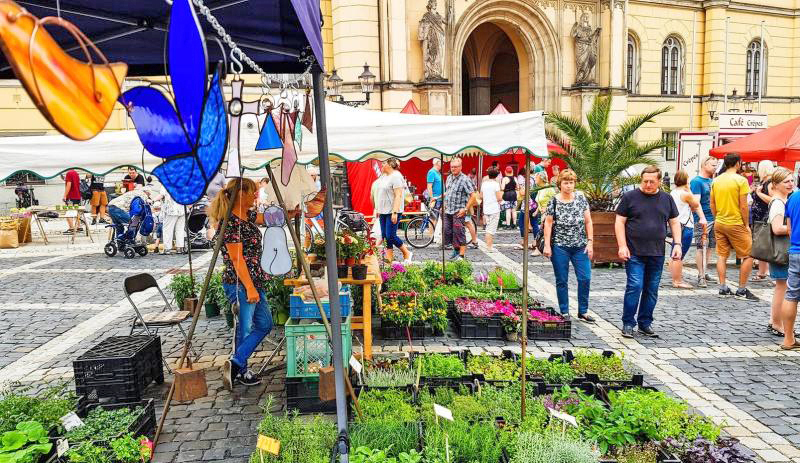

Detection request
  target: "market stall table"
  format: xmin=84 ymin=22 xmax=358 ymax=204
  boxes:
xmin=31 ymin=207 xmax=93 ymax=245
xmin=283 ymin=269 xmax=382 ymax=359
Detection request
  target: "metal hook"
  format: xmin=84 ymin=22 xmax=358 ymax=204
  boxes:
xmin=230 ymin=48 xmax=244 ymax=75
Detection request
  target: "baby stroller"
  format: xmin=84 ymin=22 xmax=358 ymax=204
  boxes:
xmin=186 ymin=199 xmax=211 ymax=250
xmin=14 ymin=183 xmax=38 ymax=208
xmin=104 ymin=197 xmax=154 ymax=259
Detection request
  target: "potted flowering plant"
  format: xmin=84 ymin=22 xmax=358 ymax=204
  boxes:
xmin=308 ymin=237 xmax=326 ymax=277
xmin=336 ymin=229 xmax=363 ymax=266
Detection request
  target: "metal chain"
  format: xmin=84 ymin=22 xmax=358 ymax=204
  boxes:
xmin=192 ymin=0 xmax=313 ymax=88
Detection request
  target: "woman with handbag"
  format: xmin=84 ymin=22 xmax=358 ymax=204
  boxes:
xmin=543 ymin=169 xmax=594 ymax=322
xmin=500 ymin=166 xmax=518 ymax=228
xmin=668 ymin=170 xmax=707 ymax=288
xmin=751 ymin=160 xmax=776 ymax=282
xmin=764 ymin=168 xmax=794 ymax=343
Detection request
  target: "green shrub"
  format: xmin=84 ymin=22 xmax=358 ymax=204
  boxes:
xmin=569 ymin=350 xmax=632 ymax=381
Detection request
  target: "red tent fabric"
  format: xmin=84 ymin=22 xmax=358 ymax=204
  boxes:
xmin=401 ymin=100 xmax=420 ymax=114
xmin=709 ymin=117 xmax=800 ymax=162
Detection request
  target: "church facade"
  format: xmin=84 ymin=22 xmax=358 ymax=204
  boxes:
xmin=324 ymin=0 xmax=800 ymax=170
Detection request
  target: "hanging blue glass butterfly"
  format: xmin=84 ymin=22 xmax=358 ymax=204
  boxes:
xmin=119 ymin=0 xmax=228 ymax=205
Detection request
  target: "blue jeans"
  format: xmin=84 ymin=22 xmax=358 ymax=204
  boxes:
xmin=223 ymin=283 xmax=273 ymax=371
xmin=517 ymin=211 xmax=539 ymax=238
xmin=622 ymin=255 xmax=665 ymax=329
xmin=108 ymin=205 xmax=130 ymax=236
xmin=550 ymin=245 xmax=591 ymax=315
xmin=670 ymin=225 xmax=694 ymax=259
xmin=379 ymin=213 xmax=403 ymax=249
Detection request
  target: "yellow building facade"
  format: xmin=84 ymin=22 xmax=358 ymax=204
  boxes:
xmin=326 ymin=0 xmax=800 ymax=171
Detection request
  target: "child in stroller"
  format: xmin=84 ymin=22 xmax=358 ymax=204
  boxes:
xmin=105 ymin=195 xmax=154 ymax=258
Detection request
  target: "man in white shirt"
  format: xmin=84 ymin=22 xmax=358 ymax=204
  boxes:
xmin=480 ymin=167 xmax=503 ymax=250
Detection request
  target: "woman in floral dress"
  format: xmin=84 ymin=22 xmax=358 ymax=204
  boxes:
xmin=208 ymin=178 xmax=273 ymax=390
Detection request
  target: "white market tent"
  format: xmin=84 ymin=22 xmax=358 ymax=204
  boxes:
xmin=0 ymin=102 xmax=548 ymax=181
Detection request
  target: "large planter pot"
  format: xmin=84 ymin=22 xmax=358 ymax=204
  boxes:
xmin=204 ymin=302 xmax=220 ymax=318
xmin=591 ymin=211 xmax=623 ymax=264
xmin=225 ymin=310 xmax=235 ymax=329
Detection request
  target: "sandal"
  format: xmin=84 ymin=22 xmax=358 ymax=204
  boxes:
xmin=768 ymin=324 xmax=784 ymax=337
xmin=751 ymin=274 xmax=769 ymax=282
xmin=672 ymin=282 xmax=694 ymax=289
xmin=780 ymin=341 xmax=800 ymax=350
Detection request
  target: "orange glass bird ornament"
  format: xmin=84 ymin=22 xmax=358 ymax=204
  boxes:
xmin=0 ymin=0 xmax=127 ymax=140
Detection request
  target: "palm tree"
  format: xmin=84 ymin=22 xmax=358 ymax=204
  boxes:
xmin=546 ymin=95 xmax=672 ymax=211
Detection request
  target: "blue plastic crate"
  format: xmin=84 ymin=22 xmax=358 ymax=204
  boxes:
xmin=289 ymin=287 xmax=351 ymax=319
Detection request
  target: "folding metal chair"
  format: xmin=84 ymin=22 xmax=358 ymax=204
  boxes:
xmin=124 ymin=273 xmax=198 ymax=373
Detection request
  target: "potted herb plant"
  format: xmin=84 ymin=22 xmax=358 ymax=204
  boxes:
xmin=166 ymin=273 xmax=199 ymax=312
xmin=547 ymin=95 xmax=672 ymax=263
xmin=204 ymin=271 xmax=224 ymax=318
xmin=309 ymin=237 xmax=326 ymax=277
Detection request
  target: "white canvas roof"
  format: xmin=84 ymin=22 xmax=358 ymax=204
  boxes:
xmin=0 ymin=102 xmax=547 ymax=181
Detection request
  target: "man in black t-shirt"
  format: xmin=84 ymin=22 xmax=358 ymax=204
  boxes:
xmin=615 ymin=165 xmax=681 ymax=339
xmin=122 ymin=166 xmax=145 ymax=192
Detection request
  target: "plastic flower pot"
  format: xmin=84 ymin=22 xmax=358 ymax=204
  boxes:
xmin=505 ymin=331 xmax=519 ymax=342
xmin=225 ymin=310 xmax=234 ymax=329
xmin=345 ymin=257 xmax=356 ymax=266
xmin=337 ymin=265 xmax=349 ymax=279
xmin=204 ymin=302 xmax=220 ymax=318
xmin=351 ymin=264 xmax=368 ymax=281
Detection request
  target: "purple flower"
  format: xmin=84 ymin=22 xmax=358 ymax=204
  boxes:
xmin=391 ymin=262 xmax=406 ymax=273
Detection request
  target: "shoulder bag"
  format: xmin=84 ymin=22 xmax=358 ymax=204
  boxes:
xmin=751 ymin=199 xmax=789 ymax=266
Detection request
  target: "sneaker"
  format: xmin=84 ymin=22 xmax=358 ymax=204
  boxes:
xmin=222 ymin=358 xmax=238 ymax=391
xmin=735 ymin=288 xmax=760 ymax=302
xmin=453 ymin=255 xmax=464 ymax=261
xmin=578 ymin=313 xmax=595 ymax=323
xmin=402 ymin=252 xmax=413 ymax=266
xmin=449 ymin=250 xmax=459 ymax=260
xmin=638 ymin=325 xmax=659 ymax=337
xmin=704 ymin=274 xmax=717 ymax=283
xmin=621 ymin=325 xmax=635 ymax=338
xmin=62 ymin=229 xmax=74 ymax=235
xmin=91 ymin=218 xmax=97 ymax=225
xmin=697 ymin=277 xmax=708 ymax=288
xmin=98 ymin=219 xmax=108 ymax=224
xmin=236 ymin=369 xmax=261 ymax=386
xmin=469 ymin=241 xmax=479 ymax=249
xmin=718 ymin=286 xmax=734 ymax=297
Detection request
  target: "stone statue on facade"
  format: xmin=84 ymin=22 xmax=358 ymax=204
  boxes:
xmin=571 ymin=13 xmax=601 ymax=86
xmin=419 ymin=0 xmax=446 ymax=81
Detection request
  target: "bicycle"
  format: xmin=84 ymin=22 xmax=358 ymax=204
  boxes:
xmin=404 ymin=201 xmax=477 ymax=249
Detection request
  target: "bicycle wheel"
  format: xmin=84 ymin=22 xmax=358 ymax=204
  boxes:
xmin=405 ymin=216 xmax=434 ymax=248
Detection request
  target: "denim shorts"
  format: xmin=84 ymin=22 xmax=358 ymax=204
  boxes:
xmin=770 ymin=262 xmax=789 ymax=281
xmin=786 ymin=254 xmax=800 ymax=301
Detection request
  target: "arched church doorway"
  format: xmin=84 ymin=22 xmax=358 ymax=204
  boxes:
xmin=461 ymin=23 xmax=520 ymax=115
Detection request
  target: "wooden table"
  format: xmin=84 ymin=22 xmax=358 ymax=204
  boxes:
xmin=31 ymin=208 xmax=93 ymax=245
xmin=283 ymin=270 xmax=382 ymax=359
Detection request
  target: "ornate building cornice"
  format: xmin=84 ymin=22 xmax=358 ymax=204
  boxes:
xmin=600 ymin=0 xmax=626 ymax=12
xmin=630 ymin=0 xmax=800 ymax=16
xmin=564 ymin=1 xmax=596 ymax=14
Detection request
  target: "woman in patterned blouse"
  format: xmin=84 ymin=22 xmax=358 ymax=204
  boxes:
xmin=208 ymin=178 xmax=273 ymax=390
xmin=542 ymin=169 xmax=595 ymax=323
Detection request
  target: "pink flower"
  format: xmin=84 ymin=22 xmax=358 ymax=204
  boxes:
xmin=391 ymin=262 xmax=406 ymax=273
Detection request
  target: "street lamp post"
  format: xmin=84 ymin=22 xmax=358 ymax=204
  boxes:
xmin=324 ymin=63 xmax=377 ymax=209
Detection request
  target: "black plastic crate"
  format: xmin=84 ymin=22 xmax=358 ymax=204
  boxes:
xmin=526 ymin=308 xmax=571 ymax=340
xmin=451 ymin=311 xmax=504 ymax=340
xmin=562 ymin=349 xmax=643 ymax=387
xmin=75 ymin=396 xmax=157 ymax=440
xmin=599 ymin=449 xmax=681 ymax=463
xmin=73 ymin=336 xmax=164 ymax=404
xmin=379 ymin=320 xmax=443 ymax=340
xmin=286 ymin=376 xmax=336 ymax=414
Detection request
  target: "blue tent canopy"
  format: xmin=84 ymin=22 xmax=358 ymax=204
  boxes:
xmin=0 ymin=0 xmax=323 ymax=76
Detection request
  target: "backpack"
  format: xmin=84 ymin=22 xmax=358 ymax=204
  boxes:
xmin=79 ymin=179 xmax=91 ymax=200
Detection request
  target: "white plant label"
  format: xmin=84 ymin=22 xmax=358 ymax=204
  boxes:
xmin=349 ymin=356 xmax=363 ymax=374
xmin=547 ymin=407 xmax=578 ymax=427
xmin=60 ymin=412 xmax=84 ymax=431
xmin=56 ymin=439 xmax=69 ymax=457
xmin=434 ymin=404 xmax=454 ymax=421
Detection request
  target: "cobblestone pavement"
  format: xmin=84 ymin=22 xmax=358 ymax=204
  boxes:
xmin=1 ymin=228 xmax=799 ymax=462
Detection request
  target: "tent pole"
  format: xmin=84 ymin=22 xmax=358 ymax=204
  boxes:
xmin=520 ymin=151 xmax=531 ymax=418
xmin=440 ymin=151 xmax=445 ymax=280
xmin=184 ymin=205 xmax=196 ymax=301
xmin=312 ymin=69 xmax=350 ymax=460
xmin=153 ymin=177 xmax=240 ymax=446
